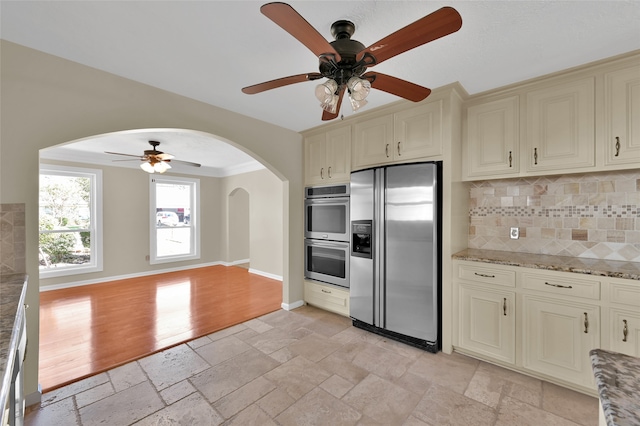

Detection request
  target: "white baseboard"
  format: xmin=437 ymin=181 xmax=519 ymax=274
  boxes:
xmin=25 ymin=386 xmax=42 ymax=407
xmin=281 ymin=300 xmax=304 ymax=311
xmin=248 ymin=268 xmax=283 ymax=281
xmin=40 ymin=261 xmax=231 ymax=291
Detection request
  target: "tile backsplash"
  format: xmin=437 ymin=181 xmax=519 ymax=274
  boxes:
xmin=468 ymin=171 xmax=640 ymax=262
xmin=0 ymin=203 xmax=26 ymax=274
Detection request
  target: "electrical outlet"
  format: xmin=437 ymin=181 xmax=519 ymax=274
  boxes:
xmin=145 ymin=255 xmax=150 ymax=261
xmin=510 ymin=227 xmax=519 ymax=239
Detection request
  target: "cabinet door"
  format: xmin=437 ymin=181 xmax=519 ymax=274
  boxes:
xmin=604 ymin=64 xmax=640 ymax=167
xmin=459 ymin=284 xmax=515 ymax=364
xmin=525 ymin=77 xmax=595 ymax=172
xmin=305 ymin=133 xmax=327 ymax=185
xmin=464 ymin=96 xmax=519 ymax=179
xmin=523 ymin=295 xmax=599 ymax=388
xmin=325 ymin=127 xmax=351 ymax=182
xmin=395 ymin=101 xmax=443 ymax=160
xmin=608 ymin=308 xmax=640 ymax=357
xmin=353 ymin=114 xmax=394 ymax=169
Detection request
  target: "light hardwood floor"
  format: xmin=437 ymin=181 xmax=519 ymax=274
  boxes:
xmin=38 ymin=265 xmax=282 ymax=392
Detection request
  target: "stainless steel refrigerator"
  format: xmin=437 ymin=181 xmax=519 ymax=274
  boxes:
xmin=350 ymin=162 xmax=441 ymax=352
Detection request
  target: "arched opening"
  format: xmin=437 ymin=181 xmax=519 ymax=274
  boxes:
xmin=37 ymin=128 xmax=285 ymax=390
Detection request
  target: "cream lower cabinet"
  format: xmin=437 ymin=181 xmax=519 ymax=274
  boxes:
xmin=459 ymin=284 xmax=515 ymax=364
xmin=522 ymin=295 xmax=600 ymax=388
xmin=605 ymin=278 xmax=640 ymax=357
xmin=304 ymin=280 xmax=349 ymax=317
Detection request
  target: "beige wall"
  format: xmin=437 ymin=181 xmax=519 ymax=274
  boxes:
xmin=0 ymin=40 xmax=304 ymax=402
xmin=221 ymin=169 xmax=283 ymax=277
xmin=38 ymin=160 xmax=226 ymax=286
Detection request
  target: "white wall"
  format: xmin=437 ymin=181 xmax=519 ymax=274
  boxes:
xmin=0 ymin=40 xmax=304 ymax=403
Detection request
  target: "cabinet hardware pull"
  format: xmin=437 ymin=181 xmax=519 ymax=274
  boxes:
xmin=328 ymin=166 xmax=332 ymax=179
xmin=321 ymin=289 xmax=331 ymax=294
xmin=623 ymin=319 xmax=628 ymax=342
xmin=508 ymin=151 xmax=512 ymax=167
xmin=534 ymin=147 xmax=538 ymax=165
xmin=544 ymin=282 xmax=573 ymax=289
xmin=385 ymin=144 xmax=390 ymax=158
xmin=397 ymin=141 xmax=401 ymax=156
xmin=503 ymin=298 xmax=507 ymax=316
xmin=474 ymin=272 xmax=495 ymax=278
xmin=583 ymin=312 xmax=589 ymax=333
xmin=615 ymin=137 xmax=621 ymax=157
xmin=320 ymin=167 xmax=324 ymax=179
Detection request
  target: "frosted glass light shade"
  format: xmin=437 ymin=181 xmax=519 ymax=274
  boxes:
xmin=347 ymin=77 xmax=371 ymax=101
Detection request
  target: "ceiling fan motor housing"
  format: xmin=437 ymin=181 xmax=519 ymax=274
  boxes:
xmin=319 ymin=20 xmax=368 ymax=87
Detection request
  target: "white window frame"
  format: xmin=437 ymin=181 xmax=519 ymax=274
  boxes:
xmin=150 ymin=175 xmax=200 ymax=264
xmin=39 ymin=164 xmax=103 ymax=278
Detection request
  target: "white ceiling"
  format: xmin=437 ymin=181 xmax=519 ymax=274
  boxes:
xmin=2 ymin=1 xmax=640 ymax=176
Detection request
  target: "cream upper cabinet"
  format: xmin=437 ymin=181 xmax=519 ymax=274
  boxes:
xmin=304 ymin=126 xmax=351 ymax=185
xmin=522 ymin=295 xmax=600 ymax=388
xmin=463 ymin=96 xmax=519 ymax=179
xmin=353 ymin=101 xmax=443 ymax=169
xmin=603 ymin=64 xmax=640 ymax=167
xmin=524 ymin=77 xmax=595 ymax=173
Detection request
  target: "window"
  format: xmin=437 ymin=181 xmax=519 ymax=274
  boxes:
xmin=150 ymin=175 xmax=200 ymax=264
xmin=39 ymin=165 xmax=103 ymax=277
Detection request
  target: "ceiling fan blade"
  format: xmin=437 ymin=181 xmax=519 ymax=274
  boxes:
xmin=321 ymin=87 xmax=345 ymax=121
xmin=357 ymin=6 xmax=462 ymax=66
xmin=171 ymin=159 xmax=202 ymax=168
xmin=242 ymin=72 xmax=322 ymax=94
xmin=105 ymin=151 xmax=143 ymax=158
xmin=260 ymin=2 xmax=341 ymax=62
xmin=364 ymin=72 xmax=431 ymax=102
xmin=155 ymin=153 xmax=174 ymax=161
xmin=111 ymin=159 xmax=144 ymax=162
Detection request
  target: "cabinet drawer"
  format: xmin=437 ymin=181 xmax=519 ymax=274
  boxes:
xmin=521 ymin=272 xmax=600 ymax=300
xmin=304 ymin=281 xmax=350 ymax=317
xmin=609 ymin=281 xmax=640 ymax=307
xmin=457 ymin=263 xmax=516 ymax=287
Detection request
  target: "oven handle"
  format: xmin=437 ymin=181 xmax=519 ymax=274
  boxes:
xmin=305 ymin=240 xmax=350 ymax=249
xmin=304 ymin=196 xmax=350 ymax=205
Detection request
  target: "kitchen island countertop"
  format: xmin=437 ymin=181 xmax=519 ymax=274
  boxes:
xmin=0 ymin=273 xmax=28 ymax=420
xmin=590 ymin=349 xmax=640 ymax=426
xmin=452 ymin=249 xmax=640 ymax=280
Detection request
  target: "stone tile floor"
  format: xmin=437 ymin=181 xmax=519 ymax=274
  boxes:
xmin=25 ymin=305 xmax=598 ymax=425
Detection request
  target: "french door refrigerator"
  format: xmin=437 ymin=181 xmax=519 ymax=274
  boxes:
xmin=350 ymin=162 xmax=441 ymax=352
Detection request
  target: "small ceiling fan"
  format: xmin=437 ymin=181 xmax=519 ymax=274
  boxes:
xmin=105 ymin=141 xmax=202 ymax=174
xmin=242 ymin=2 xmax=462 ymax=121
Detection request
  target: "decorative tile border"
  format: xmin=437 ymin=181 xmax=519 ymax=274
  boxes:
xmin=468 ymin=171 xmax=640 ymax=262
xmin=0 ymin=203 xmax=26 ymax=274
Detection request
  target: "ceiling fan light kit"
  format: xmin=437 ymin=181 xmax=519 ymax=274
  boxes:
xmin=242 ymin=2 xmax=462 ymax=120
xmin=105 ymin=140 xmax=202 ymax=173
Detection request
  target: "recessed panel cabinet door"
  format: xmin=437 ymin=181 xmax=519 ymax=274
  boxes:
xmin=464 ymin=96 xmax=519 ymax=179
xmin=305 ymin=133 xmax=327 ymax=184
xmin=604 ymin=64 xmax=640 ymax=167
xmin=394 ymin=101 xmax=443 ymax=160
xmin=523 ymin=295 xmax=599 ymax=388
xmin=608 ymin=308 xmax=640 ymax=357
xmin=525 ymin=77 xmax=595 ymax=173
xmin=459 ymin=284 xmax=515 ymax=364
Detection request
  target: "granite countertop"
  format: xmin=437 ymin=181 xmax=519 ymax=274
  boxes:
xmin=452 ymin=249 xmax=640 ymax=281
xmin=0 ymin=273 xmax=28 ymax=415
xmin=590 ymin=349 xmax=640 ymax=426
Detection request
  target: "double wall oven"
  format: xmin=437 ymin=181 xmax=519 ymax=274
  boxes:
xmin=304 ymin=183 xmax=350 ymax=288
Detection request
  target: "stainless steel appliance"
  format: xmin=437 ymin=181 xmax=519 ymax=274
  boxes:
xmin=304 ymin=184 xmax=349 ymax=242
xmin=350 ymin=162 xmax=441 ymax=352
xmin=304 ymin=183 xmax=350 ymax=288
xmin=304 ymin=239 xmax=350 ymax=288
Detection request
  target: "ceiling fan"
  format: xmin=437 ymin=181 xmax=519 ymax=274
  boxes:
xmin=105 ymin=140 xmax=202 ymax=174
xmin=242 ymin=2 xmax=462 ymax=121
